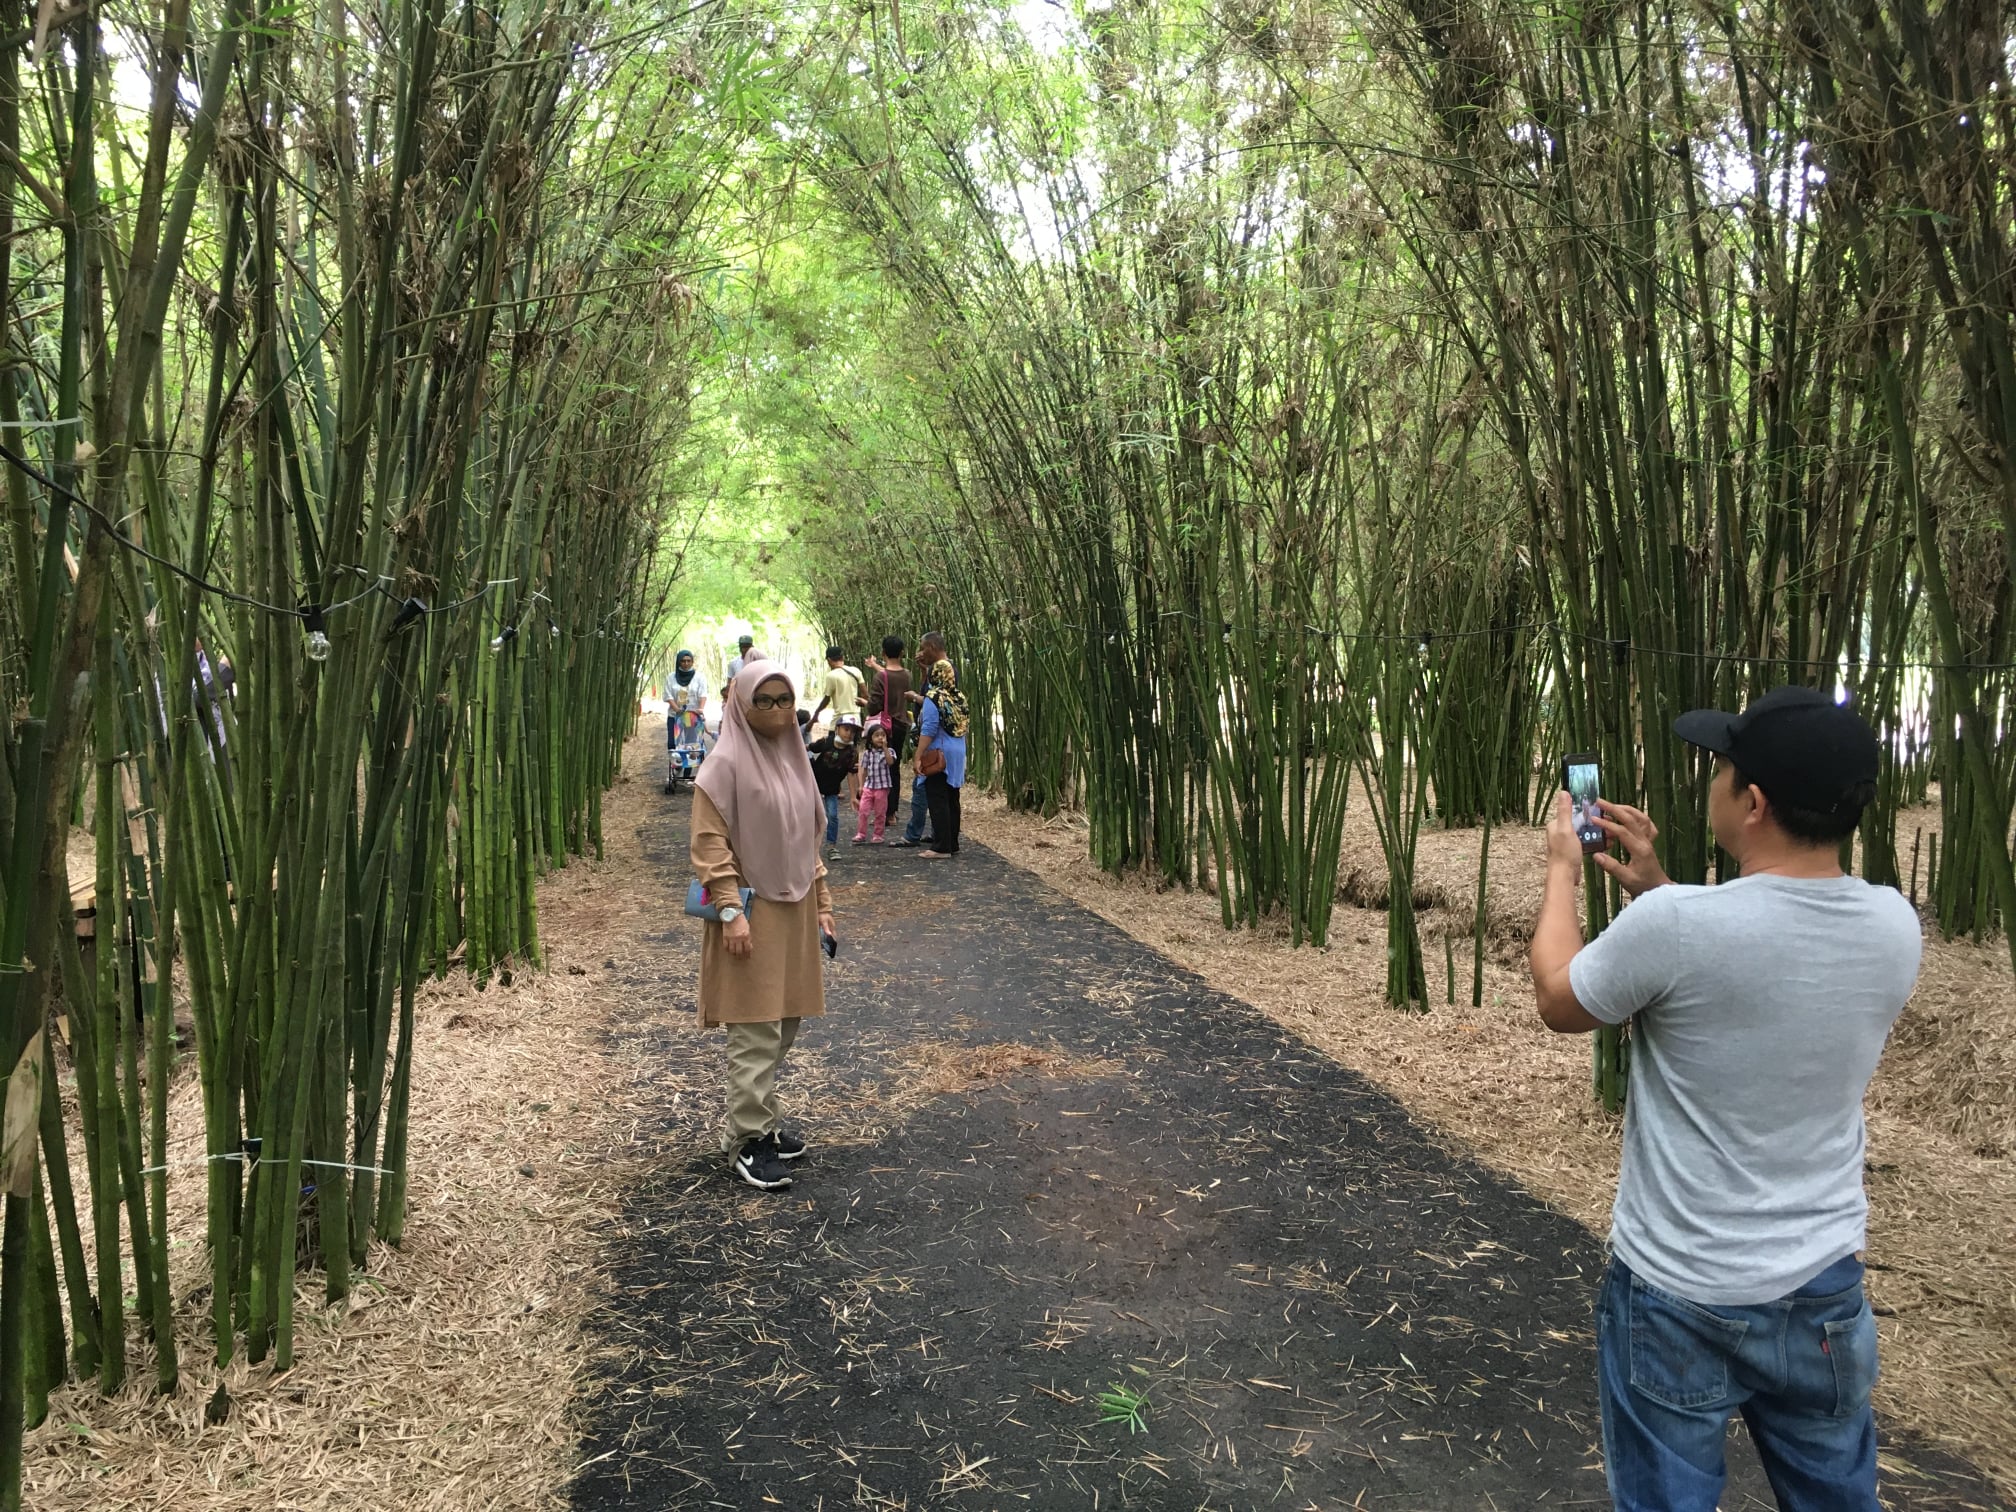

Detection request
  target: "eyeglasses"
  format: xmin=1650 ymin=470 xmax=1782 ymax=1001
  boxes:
xmin=750 ymin=693 xmax=794 ymax=712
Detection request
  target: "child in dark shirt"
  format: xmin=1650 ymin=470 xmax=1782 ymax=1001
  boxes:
xmin=806 ymin=717 xmax=860 ymax=851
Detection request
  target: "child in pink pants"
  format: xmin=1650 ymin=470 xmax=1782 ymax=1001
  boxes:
xmin=853 ymin=726 xmax=895 ymax=842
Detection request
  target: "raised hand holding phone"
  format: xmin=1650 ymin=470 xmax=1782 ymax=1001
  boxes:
xmin=1546 ymin=791 xmax=1590 ymax=872
xmin=1592 ymin=801 xmax=1672 ymax=897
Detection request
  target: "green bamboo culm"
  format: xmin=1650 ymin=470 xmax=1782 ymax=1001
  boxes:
xmin=0 ymin=0 xmax=750 ymax=1496
xmin=754 ymin=0 xmax=2009 ymax=1091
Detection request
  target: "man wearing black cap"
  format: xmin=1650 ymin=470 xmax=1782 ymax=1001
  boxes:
xmin=1528 ymin=686 xmax=1921 ymax=1512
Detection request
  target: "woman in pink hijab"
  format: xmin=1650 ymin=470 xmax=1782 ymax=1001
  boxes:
xmin=691 ymin=660 xmax=836 ymax=1191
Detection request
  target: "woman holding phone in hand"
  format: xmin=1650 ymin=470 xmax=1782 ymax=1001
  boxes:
xmin=691 ymin=660 xmax=836 ymax=1191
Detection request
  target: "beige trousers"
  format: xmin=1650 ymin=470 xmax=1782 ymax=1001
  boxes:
xmin=721 ymin=1017 xmax=801 ymax=1153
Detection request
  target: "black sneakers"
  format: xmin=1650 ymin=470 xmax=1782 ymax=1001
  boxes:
xmin=772 ymin=1128 xmax=807 ymax=1161
xmin=732 ymin=1135 xmax=793 ymax=1191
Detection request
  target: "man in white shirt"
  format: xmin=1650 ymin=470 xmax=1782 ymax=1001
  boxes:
xmin=723 ymin=633 xmax=755 ymax=696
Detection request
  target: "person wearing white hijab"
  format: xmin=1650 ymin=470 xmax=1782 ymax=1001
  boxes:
xmin=691 ymin=660 xmax=836 ymax=1190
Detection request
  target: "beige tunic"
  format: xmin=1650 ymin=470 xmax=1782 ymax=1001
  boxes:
xmin=691 ymin=789 xmax=833 ymax=1027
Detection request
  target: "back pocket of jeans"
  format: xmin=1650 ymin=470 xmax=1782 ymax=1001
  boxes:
xmin=1823 ymin=1300 xmax=1880 ymax=1417
xmin=1629 ymin=1276 xmax=1749 ymax=1410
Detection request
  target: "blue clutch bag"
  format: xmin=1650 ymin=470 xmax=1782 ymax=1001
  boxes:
xmin=684 ymin=880 xmax=754 ymax=922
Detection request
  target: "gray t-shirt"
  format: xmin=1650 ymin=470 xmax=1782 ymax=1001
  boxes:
xmin=1570 ymin=873 xmax=1921 ymax=1305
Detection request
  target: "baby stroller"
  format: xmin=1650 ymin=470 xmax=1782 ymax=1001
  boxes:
xmin=666 ymin=708 xmax=708 ymax=792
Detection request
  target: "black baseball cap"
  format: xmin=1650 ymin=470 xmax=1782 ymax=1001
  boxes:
xmin=1673 ymin=686 xmax=1879 ymax=814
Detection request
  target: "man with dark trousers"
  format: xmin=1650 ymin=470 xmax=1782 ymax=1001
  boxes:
xmin=863 ymin=635 xmax=913 ymax=835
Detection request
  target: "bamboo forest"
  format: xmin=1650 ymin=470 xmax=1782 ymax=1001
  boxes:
xmin=0 ymin=0 xmax=2011 ymax=1507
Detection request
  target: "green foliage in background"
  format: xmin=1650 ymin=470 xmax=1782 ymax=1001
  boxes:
xmin=0 ymin=0 xmax=2010 ymax=1489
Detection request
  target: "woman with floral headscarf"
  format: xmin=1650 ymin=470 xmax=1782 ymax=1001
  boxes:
xmin=915 ymin=657 xmax=969 ymax=860
xmin=692 ymin=660 xmax=835 ymax=1191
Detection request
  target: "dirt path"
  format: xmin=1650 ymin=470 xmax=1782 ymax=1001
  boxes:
xmin=571 ymin=785 xmax=2007 ymax=1511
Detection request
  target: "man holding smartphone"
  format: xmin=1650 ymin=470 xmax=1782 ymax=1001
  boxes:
xmin=1528 ymin=687 xmax=1921 ymax=1512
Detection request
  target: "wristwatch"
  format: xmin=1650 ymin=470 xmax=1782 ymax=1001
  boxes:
xmin=718 ymin=904 xmax=744 ymax=925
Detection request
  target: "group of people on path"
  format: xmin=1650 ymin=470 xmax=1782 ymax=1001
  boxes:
xmin=678 ymin=633 xmax=1919 ymax=1512
xmin=803 ymin=633 xmax=968 ymax=859
xmin=662 ymin=633 xmax=969 ymax=864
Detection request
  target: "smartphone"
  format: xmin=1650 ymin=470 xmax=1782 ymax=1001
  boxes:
xmin=1561 ymin=752 xmax=1607 ymax=853
xmin=821 ymin=928 xmax=838 ymax=960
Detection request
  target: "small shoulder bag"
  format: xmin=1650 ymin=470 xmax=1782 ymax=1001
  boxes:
xmin=871 ymin=670 xmax=896 ymax=733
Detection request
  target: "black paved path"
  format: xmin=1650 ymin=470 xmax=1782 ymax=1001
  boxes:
xmin=570 ymin=786 xmax=2005 ymax=1512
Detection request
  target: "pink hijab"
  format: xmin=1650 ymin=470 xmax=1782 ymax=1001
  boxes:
xmin=695 ymin=659 xmax=821 ymax=902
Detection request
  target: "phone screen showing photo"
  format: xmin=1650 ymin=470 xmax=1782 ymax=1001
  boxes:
xmin=1566 ymin=760 xmax=1604 ymax=850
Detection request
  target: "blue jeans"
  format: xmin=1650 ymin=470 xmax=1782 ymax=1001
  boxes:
xmin=822 ymin=795 xmax=840 ymax=845
xmin=1597 ymin=1255 xmax=1879 ymax=1512
xmin=903 ymin=772 xmax=930 ymax=844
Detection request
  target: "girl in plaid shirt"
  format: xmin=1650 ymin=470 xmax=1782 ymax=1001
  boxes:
xmin=852 ymin=724 xmax=896 ymax=842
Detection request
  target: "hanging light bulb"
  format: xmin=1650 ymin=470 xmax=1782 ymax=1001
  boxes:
xmin=301 ymin=604 xmax=331 ymax=663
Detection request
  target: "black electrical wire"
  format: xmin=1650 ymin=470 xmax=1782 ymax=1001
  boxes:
xmin=0 ymin=440 xmax=508 ymax=624
xmin=1054 ymin=609 xmax=2015 ymax=675
xmin=8 ymin=438 xmax=2002 ymax=674
xmin=0 ymin=438 xmax=310 ymax=618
